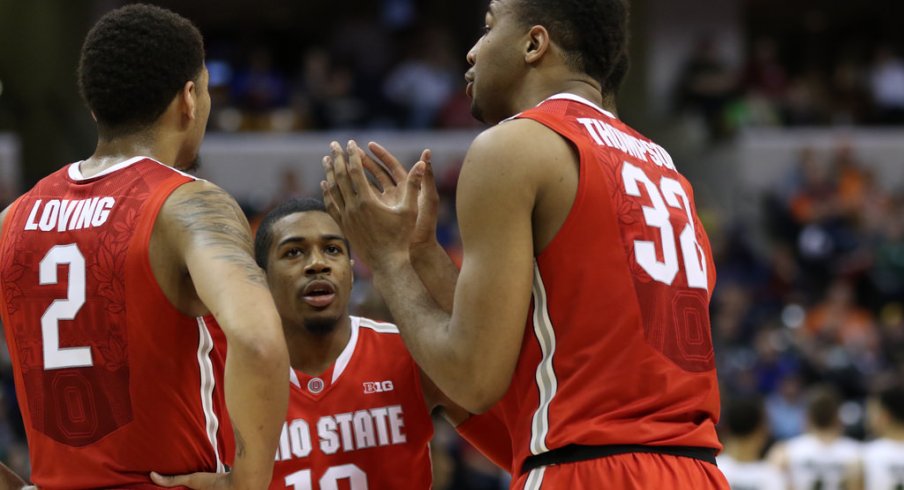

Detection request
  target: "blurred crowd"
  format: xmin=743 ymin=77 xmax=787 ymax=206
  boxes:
xmin=203 ymin=21 xmax=478 ymax=133
xmin=713 ymin=140 xmax=904 ymax=443
xmin=676 ymin=35 xmax=904 ymax=140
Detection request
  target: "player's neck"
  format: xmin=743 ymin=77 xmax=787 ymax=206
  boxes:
xmin=516 ymin=77 xmax=604 ymax=116
xmin=724 ymin=436 xmax=764 ymax=462
xmin=285 ymin=316 xmax=352 ymax=376
xmin=882 ymin=424 xmax=904 ymax=441
xmin=809 ymin=426 xmax=843 ymax=443
xmin=83 ymin=131 xmax=179 ymax=177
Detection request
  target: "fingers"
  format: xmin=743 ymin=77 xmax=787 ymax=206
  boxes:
xmin=149 ymin=471 xmax=194 ymax=488
xmin=329 ymin=141 xmax=358 ymax=203
xmin=357 ymin=146 xmax=395 ymax=192
xmin=345 ymin=141 xmax=377 ymax=202
xmin=405 ymin=161 xmax=426 ymax=211
xmin=321 ymin=155 xmax=345 ymax=211
xmin=369 ymin=142 xmax=407 ymax=184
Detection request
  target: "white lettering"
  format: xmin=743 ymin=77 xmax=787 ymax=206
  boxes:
xmin=318 ymin=416 xmax=340 ymax=455
xmin=22 ymin=197 xmax=116 ymax=232
xmin=334 ymin=412 xmax=355 ymax=451
xmin=24 ymin=200 xmax=41 ymax=230
xmin=91 ymin=197 xmax=115 ymax=227
xmin=352 ymin=410 xmax=376 ymax=449
xmin=289 ymin=419 xmax=312 ymax=458
xmin=38 ymin=200 xmax=60 ymax=232
xmin=370 ymin=407 xmax=390 ymax=446
xmin=388 ymin=405 xmax=406 ymax=444
xmin=576 ymin=117 xmax=677 ymax=171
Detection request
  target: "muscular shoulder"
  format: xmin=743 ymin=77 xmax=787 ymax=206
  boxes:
xmin=460 ymin=120 xmax=575 ymax=202
xmin=467 ymin=119 xmax=575 ymax=175
xmin=157 ymin=180 xmax=251 ymax=246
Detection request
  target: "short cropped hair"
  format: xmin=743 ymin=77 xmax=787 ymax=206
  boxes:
xmin=514 ymin=0 xmax=630 ymax=95
xmin=254 ymin=198 xmax=350 ymax=270
xmin=807 ymin=385 xmax=841 ymax=430
xmin=723 ymin=396 xmax=766 ymax=437
xmin=78 ymin=4 xmax=204 ymax=137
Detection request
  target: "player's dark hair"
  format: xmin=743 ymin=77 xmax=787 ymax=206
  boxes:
xmin=877 ymin=385 xmax=904 ymax=425
xmin=807 ymin=385 xmax=841 ymax=430
xmin=254 ymin=198 xmax=350 ymax=270
xmin=513 ymin=0 xmax=630 ymax=95
xmin=723 ymin=396 xmax=765 ymax=437
xmin=78 ymin=4 xmax=205 ymax=138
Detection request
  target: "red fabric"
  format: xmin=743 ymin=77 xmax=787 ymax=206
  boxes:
xmin=0 ymin=159 xmax=229 ymax=489
xmin=269 ymin=318 xmax=434 ymax=490
xmin=456 ymin=406 xmax=514 ymax=473
xmin=493 ymin=96 xmax=722 ymax=476
xmin=511 ymin=452 xmax=729 ymax=489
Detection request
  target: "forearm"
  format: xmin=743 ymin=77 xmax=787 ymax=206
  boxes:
xmin=371 ymin=256 xmax=481 ymax=410
xmin=0 ymin=462 xmax=28 ymax=490
xmin=223 ymin=312 xmax=289 ymax=488
xmin=409 ymin=240 xmax=458 ymax=312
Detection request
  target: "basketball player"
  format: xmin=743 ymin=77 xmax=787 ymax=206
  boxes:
xmin=253 ymin=197 xmax=511 ymax=488
xmin=0 ymin=5 xmax=288 ymax=488
xmin=768 ymin=385 xmax=862 ymax=490
xmin=321 ymin=0 xmax=727 ymax=487
xmin=863 ymin=385 xmax=904 ymax=490
xmin=717 ymin=397 xmax=787 ymax=489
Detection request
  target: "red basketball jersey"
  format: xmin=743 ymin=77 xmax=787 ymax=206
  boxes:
xmin=270 ymin=316 xmax=434 ymax=490
xmin=0 ymin=157 xmax=231 ymax=489
xmin=496 ymin=94 xmax=721 ymax=474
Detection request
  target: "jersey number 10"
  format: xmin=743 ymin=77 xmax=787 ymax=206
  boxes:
xmin=285 ymin=464 xmax=367 ymax=489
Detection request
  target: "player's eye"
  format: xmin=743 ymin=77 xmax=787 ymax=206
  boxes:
xmin=325 ymin=245 xmax=343 ymax=255
xmin=284 ymin=247 xmax=304 ymax=258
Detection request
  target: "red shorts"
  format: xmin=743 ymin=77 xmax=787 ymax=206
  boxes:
xmin=511 ymin=452 xmax=729 ymax=489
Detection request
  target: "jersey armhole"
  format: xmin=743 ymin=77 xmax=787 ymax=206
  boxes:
xmin=512 ymin=111 xmax=593 ymax=258
xmin=128 ymin=175 xmax=197 ymax=314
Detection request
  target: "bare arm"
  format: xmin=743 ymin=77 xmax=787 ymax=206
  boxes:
xmin=152 ymin=181 xmax=289 ymax=489
xmin=0 ymin=462 xmax=29 ymax=490
xmin=324 ymin=123 xmax=551 ymax=412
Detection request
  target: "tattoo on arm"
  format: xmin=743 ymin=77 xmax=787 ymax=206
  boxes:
xmin=170 ymin=186 xmax=267 ymax=287
xmin=232 ymin=420 xmax=246 ymax=459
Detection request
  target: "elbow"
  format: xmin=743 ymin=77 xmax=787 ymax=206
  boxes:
xmin=230 ymin=328 xmax=289 ymax=373
xmin=456 ymin=374 xmax=509 ymax=414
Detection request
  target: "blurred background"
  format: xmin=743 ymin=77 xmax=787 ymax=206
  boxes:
xmin=1 ymin=0 xmax=904 ymax=487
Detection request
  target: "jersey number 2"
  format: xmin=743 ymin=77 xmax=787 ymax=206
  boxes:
xmin=40 ymin=244 xmax=93 ymax=370
xmin=285 ymin=464 xmax=368 ymax=490
xmin=621 ymin=162 xmax=707 ymax=289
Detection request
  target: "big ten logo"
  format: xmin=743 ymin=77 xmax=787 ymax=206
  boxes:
xmin=363 ymin=381 xmax=394 ymax=394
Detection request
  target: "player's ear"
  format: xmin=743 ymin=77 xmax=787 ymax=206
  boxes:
xmin=180 ymin=79 xmax=198 ymax=122
xmin=525 ymin=25 xmax=550 ymax=64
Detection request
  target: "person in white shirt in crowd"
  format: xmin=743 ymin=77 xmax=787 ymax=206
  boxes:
xmin=768 ymin=385 xmax=862 ymax=490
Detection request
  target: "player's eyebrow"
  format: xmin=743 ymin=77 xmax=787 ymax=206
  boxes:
xmin=276 ymin=235 xmax=346 ymax=248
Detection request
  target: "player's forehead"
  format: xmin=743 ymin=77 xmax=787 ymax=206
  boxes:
xmin=271 ymin=211 xmax=344 ymax=244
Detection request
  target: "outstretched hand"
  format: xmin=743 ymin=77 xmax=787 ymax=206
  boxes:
xmin=321 ymin=140 xmax=428 ymax=271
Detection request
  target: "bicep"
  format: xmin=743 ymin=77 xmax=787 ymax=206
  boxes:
xmin=450 ymin=130 xmax=538 ymax=392
xmin=163 ymin=182 xmax=276 ymax=330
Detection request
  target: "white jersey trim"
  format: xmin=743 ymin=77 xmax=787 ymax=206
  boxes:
xmin=356 ymin=316 xmax=400 ymax=334
xmin=529 ymin=262 xmax=558 ymax=456
xmin=196 ymin=317 xmax=225 ymax=473
xmin=331 ymin=317 xmax=361 ymax=384
xmin=546 ymin=92 xmax=617 ymax=119
xmin=289 ymin=368 xmax=302 ymax=389
xmin=524 ymin=466 xmax=546 ymax=490
xmin=67 ymin=155 xmax=202 ymax=182
xmin=504 ymin=92 xmax=616 ymax=125
xmin=67 ymin=156 xmax=152 ymax=181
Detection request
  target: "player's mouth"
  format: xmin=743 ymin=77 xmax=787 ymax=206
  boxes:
xmin=465 ymin=73 xmax=475 ymax=98
xmin=301 ymin=280 xmax=337 ymax=309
